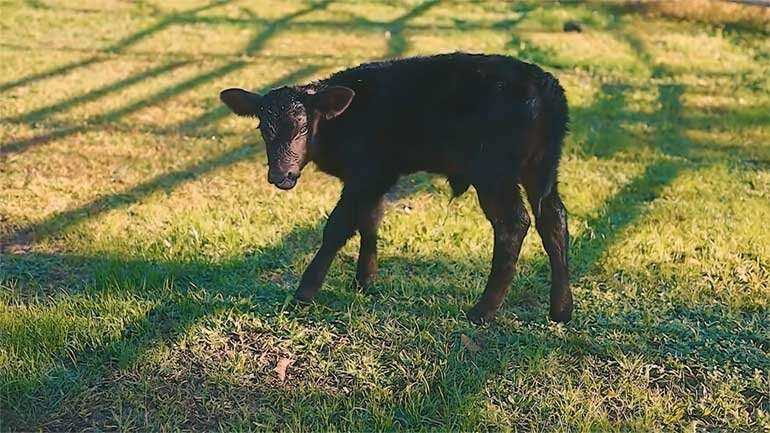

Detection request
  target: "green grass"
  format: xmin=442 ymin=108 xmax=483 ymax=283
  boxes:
xmin=1 ymin=0 xmax=769 ymax=431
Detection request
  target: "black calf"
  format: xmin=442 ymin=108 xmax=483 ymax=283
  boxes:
xmin=220 ymin=52 xmax=572 ymax=323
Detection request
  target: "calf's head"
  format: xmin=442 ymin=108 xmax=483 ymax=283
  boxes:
xmin=220 ymin=85 xmax=355 ymax=190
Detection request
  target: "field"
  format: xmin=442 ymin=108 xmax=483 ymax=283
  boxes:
xmin=1 ymin=0 xmax=769 ymax=431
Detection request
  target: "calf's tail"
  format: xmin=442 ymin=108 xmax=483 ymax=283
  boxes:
xmin=532 ymin=70 xmax=569 ymax=217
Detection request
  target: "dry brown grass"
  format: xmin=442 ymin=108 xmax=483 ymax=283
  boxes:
xmin=621 ymin=0 xmax=770 ymax=32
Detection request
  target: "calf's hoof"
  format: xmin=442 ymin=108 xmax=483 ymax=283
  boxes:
xmin=549 ymin=290 xmax=573 ymax=323
xmin=349 ymin=276 xmax=374 ymax=293
xmin=294 ymin=287 xmax=318 ymax=304
xmin=549 ymin=307 xmax=572 ymax=323
xmin=467 ymin=303 xmax=496 ymax=325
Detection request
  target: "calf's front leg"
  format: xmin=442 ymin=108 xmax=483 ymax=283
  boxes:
xmin=295 ymin=190 xmax=386 ymax=302
xmin=353 ymin=197 xmax=385 ymax=291
xmin=295 ymin=195 xmax=357 ymax=302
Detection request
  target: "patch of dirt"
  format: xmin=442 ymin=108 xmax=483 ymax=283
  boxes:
xmin=0 ymin=230 xmax=35 ymax=255
xmin=41 ymin=325 xmax=359 ymax=431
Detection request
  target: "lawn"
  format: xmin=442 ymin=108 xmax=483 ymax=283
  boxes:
xmin=1 ymin=0 xmax=769 ymax=431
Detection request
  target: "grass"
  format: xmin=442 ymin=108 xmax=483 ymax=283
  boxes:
xmin=1 ymin=0 xmax=769 ymax=431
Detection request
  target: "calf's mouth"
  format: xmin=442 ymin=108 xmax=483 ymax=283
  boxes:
xmin=268 ymin=169 xmax=299 ymax=190
xmin=274 ymin=177 xmax=297 ymax=190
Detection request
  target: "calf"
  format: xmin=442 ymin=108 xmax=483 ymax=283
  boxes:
xmin=220 ymin=53 xmax=572 ymax=323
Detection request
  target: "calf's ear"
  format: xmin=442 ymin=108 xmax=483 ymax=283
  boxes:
xmin=314 ymin=86 xmax=355 ymax=120
xmin=220 ymin=88 xmax=262 ymax=117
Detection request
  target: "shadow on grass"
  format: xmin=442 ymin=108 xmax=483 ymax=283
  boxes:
xmin=171 ymin=64 xmax=321 ymax=135
xmin=0 ymin=0 xmax=548 ymax=271
xmin=2 ymin=0 xmax=549 ymax=157
xmin=0 ymin=144 xmax=256 ymax=252
xmin=1 ymin=66 xmax=745 ymax=431
xmin=4 ymin=157 xmax=768 ymax=427
xmin=0 ymin=0 xmax=330 ymax=156
xmin=2 ymin=2 xmax=768 ymax=430
xmin=3 ymin=60 xmax=192 ymax=125
xmin=1 ymin=0 xmax=446 ymax=248
xmin=0 ymin=0 xmax=232 ymax=93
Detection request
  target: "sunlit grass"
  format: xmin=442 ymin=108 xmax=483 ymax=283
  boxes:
xmin=1 ymin=0 xmax=769 ymax=431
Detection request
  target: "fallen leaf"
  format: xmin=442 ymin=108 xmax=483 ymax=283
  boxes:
xmin=275 ymin=357 xmax=294 ymax=382
xmin=460 ymin=334 xmax=481 ymax=352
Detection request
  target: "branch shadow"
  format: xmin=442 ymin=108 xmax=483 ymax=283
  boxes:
xmin=3 ymin=60 xmax=191 ymax=125
xmin=0 ymin=0 xmax=330 ymax=157
xmin=3 ymin=6 xmax=455 ymax=425
xmin=0 ymin=0 xmax=232 ymax=93
xmin=0 ymin=66 xmax=714 ymax=431
xmin=3 ymin=1 xmax=767 ymax=430
xmin=172 ymin=66 xmax=321 ymax=135
xmin=1 ymin=0 xmax=444 ymax=252
xmin=373 ymin=13 xmax=768 ymax=427
xmin=1 ymin=144 xmax=256 ymax=252
xmin=2 ymin=0 xmax=546 ymax=160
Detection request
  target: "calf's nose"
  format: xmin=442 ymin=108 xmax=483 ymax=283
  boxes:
xmin=267 ymin=169 xmax=285 ymax=185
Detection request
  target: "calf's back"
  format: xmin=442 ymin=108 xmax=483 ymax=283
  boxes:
xmin=308 ymin=52 xmax=567 ymax=197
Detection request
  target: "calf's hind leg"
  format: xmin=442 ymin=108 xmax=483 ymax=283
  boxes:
xmin=524 ymin=184 xmax=572 ymax=323
xmin=467 ymin=186 xmax=530 ymax=324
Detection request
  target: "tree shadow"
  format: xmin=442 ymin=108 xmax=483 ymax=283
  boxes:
xmin=147 ymin=0 xmax=445 ymax=136
xmin=172 ymin=65 xmax=321 ymax=134
xmin=0 ymin=0 xmax=232 ymax=93
xmin=3 ymin=1 xmax=768 ymax=430
xmin=4 ymin=142 xmax=766 ymax=428
xmin=2 ymin=0 xmax=450 ymax=411
xmin=1 ymin=221 xmax=319 ymax=426
xmin=1 ymin=0 xmax=447 ymax=249
xmin=1 ymin=0 xmax=562 ymax=165
xmin=1 ymin=143 xmax=255 ymax=251
xmin=0 ymin=0 xmax=330 ymax=156
xmin=2 ymin=0 xmax=545 ymax=157
xmin=3 ymin=60 xmax=191 ymax=125
xmin=373 ymin=82 xmax=769 ymax=431
xmin=377 ymin=15 xmax=767 ymax=429
xmin=0 ymin=71 xmax=712 ymax=430
xmin=381 ymin=0 xmax=440 ymax=58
